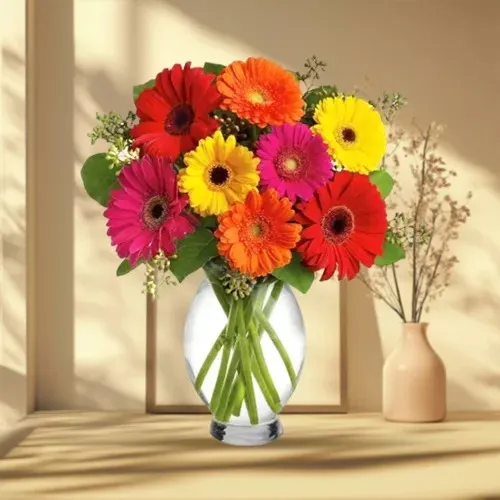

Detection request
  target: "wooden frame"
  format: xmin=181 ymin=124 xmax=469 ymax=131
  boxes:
xmin=146 ymin=281 xmax=348 ymax=414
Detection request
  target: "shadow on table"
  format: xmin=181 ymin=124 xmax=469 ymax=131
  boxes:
xmin=2 ymin=414 xmax=500 ymax=497
xmin=0 ymin=424 xmax=36 ymax=459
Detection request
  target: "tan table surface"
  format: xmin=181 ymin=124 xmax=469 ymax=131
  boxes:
xmin=1 ymin=411 xmax=500 ymax=500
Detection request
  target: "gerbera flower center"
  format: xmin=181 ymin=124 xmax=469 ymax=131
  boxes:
xmin=248 ymin=89 xmax=269 ymax=105
xmin=342 ymin=127 xmax=356 ymax=143
xmin=164 ymin=103 xmax=195 ymax=135
xmin=322 ymin=206 xmax=355 ymax=245
xmin=207 ymin=164 xmax=232 ymax=190
xmin=143 ymin=195 xmax=168 ymax=230
xmin=335 ymin=126 xmax=358 ymax=149
xmin=275 ymin=147 xmax=306 ymax=179
xmin=250 ymin=222 xmax=264 ymax=237
xmin=242 ymin=216 xmax=271 ymax=248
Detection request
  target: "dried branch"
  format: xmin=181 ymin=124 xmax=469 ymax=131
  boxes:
xmin=411 ymin=125 xmax=431 ymax=321
xmin=391 ymin=264 xmax=407 ymax=322
xmin=414 ymin=210 xmax=439 ymax=303
xmin=360 ymin=121 xmax=472 ymax=323
xmin=358 ymin=273 xmax=406 ymax=321
xmin=416 ymin=242 xmax=445 ymax=321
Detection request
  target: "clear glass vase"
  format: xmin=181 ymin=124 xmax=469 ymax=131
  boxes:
xmin=184 ymin=262 xmax=306 ymax=446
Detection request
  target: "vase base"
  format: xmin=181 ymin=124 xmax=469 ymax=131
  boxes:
xmin=210 ymin=418 xmax=283 ymax=446
xmin=384 ymin=414 xmax=446 ymax=423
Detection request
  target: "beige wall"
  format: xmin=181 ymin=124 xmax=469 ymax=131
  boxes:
xmin=9 ymin=0 xmax=500 ymax=413
xmin=0 ymin=0 xmax=28 ymax=424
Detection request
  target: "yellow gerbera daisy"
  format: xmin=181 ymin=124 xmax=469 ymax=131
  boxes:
xmin=312 ymin=96 xmax=387 ymax=174
xmin=178 ymin=130 xmax=260 ymax=216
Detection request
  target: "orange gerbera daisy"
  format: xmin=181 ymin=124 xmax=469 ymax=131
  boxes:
xmin=215 ymin=189 xmax=302 ymax=277
xmin=216 ymin=57 xmax=304 ymax=128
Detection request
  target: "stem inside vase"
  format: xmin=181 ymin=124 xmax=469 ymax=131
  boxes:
xmin=195 ymin=270 xmax=294 ymax=425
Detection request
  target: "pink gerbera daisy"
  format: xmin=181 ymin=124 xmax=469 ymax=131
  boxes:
xmin=104 ymin=155 xmax=197 ymax=265
xmin=256 ymin=123 xmax=333 ymax=203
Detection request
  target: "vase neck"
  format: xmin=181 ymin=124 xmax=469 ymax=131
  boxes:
xmin=401 ymin=323 xmax=430 ymax=346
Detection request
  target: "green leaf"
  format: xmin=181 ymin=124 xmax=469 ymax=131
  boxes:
xmin=200 ymin=215 xmax=218 ymax=230
xmin=375 ymin=241 xmax=406 ymax=266
xmin=116 ymin=259 xmax=141 ymax=277
xmin=203 ymin=62 xmax=225 ymax=76
xmin=272 ymin=252 xmax=315 ymax=294
xmin=81 ymin=153 xmax=119 ymax=207
xmin=170 ymin=227 xmax=218 ymax=282
xmin=303 ymin=85 xmax=339 ymax=109
xmin=133 ymin=79 xmax=155 ymax=102
xmin=369 ymin=170 xmax=394 ymax=199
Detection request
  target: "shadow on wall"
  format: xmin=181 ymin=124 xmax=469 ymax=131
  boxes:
xmin=448 ymin=234 xmax=500 ymax=410
xmin=1 ymin=44 xmax=28 ymax=422
xmin=346 ymin=280 xmax=383 ymax=412
xmin=21 ymin=0 xmax=147 ymax=411
xmin=0 ymin=367 xmax=26 ymax=422
xmin=71 ymin=0 xmax=153 ymax=410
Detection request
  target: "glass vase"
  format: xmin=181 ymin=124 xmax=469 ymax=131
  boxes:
xmin=184 ymin=262 xmax=306 ymax=446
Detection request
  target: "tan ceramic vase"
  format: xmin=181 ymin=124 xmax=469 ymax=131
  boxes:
xmin=383 ymin=323 xmax=446 ymax=423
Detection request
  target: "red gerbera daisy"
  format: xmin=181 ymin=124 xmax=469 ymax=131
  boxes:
xmin=295 ymin=171 xmax=387 ymax=280
xmin=131 ymin=62 xmax=221 ymax=159
xmin=104 ymin=155 xmax=197 ymax=266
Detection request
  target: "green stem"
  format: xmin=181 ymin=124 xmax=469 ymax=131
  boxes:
xmin=228 ymin=281 xmax=284 ymax=418
xmin=249 ymin=321 xmax=281 ymax=409
xmin=223 ymin=376 xmax=242 ymax=420
xmin=194 ymin=267 xmax=232 ymax=393
xmin=231 ymin=377 xmax=245 ymax=417
xmin=209 ymin=341 xmax=231 ymax=413
xmin=255 ymin=308 xmax=297 ymax=388
xmin=239 ymin=335 xmax=258 ymax=424
xmin=194 ymin=328 xmax=225 ymax=393
xmin=218 ymin=298 xmax=257 ymax=422
xmin=209 ymin=301 xmax=240 ymax=414
xmin=215 ymin=344 xmax=241 ymax=421
xmin=261 ymin=281 xmax=284 ymax=326
xmin=202 ymin=279 xmax=286 ymax=422
xmin=251 ymin=350 xmax=282 ymax=413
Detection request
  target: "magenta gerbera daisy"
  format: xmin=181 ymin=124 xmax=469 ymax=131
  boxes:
xmin=104 ymin=155 xmax=197 ymax=265
xmin=256 ymin=122 xmax=333 ymax=203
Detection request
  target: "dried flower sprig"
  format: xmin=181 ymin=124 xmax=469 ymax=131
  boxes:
xmin=361 ymin=122 xmax=472 ymax=322
xmin=143 ymin=251 xmax=177 ymax=299
xmin=294 ymin=55 xmax=327 ymax=91
xmin=221 ymin=269 xmax=257 ymax=300
xmin=89 ymin=110 xmax=137 ymax=146
xmin=374 ymin=91 xmax=407 ymax=124
xmin=387 ymin=212 xmax=431 ymax=249
xmin=213 ymin=110 xmax=253 ymax=144
xmin=105 ymin=136 xmax=140 ymax=173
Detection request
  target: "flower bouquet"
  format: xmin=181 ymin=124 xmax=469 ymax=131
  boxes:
xmin=82 ymin=56 xmax=405 ymax=445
